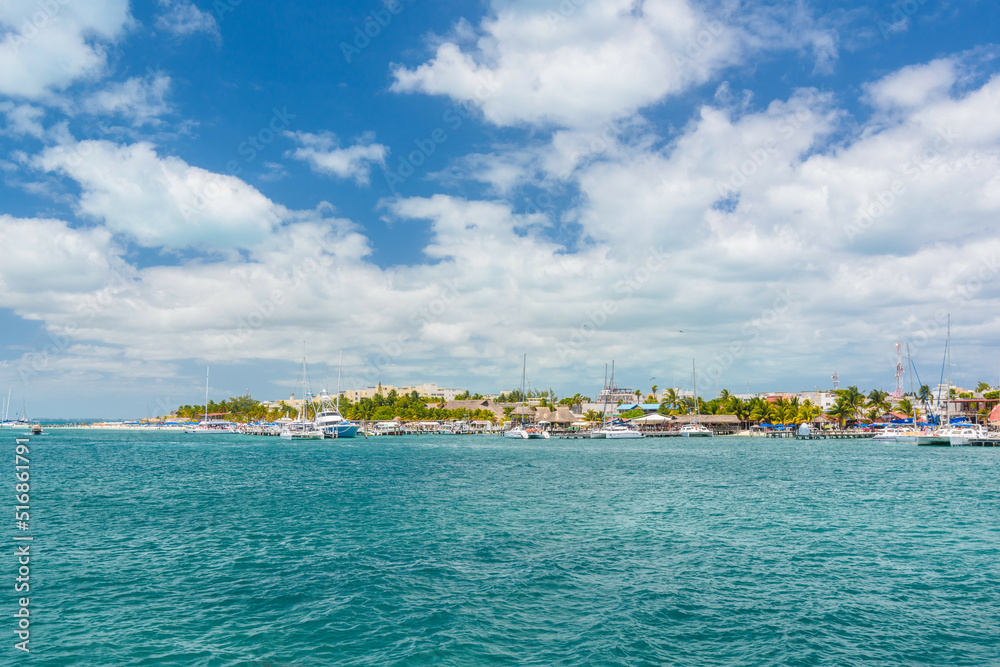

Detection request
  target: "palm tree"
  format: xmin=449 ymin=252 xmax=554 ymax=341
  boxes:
xmin=663 ymin=388 xmax=680 ymax=411
xmin=896 ymin=397 xmax=920 ymax=422
xmin=771 ymin=397 xmax=794 ymax=424
xmin=917 ymin=384 xmax=933 ymax=413
xmin=583 ymin=409 xmax=602 ymax=423
xmin=837 ymin=385 xmax=867 ymax=422
xmin=650 ymin=384 xmax=658 ymax=397
xmin=827 ymin=399 xmax=852 ymax=429
xmin=867 ymin=389 xmax=891 ymax=419
xmin=796 ymin=399 xmax=821 ymax=424
xmin=729 ymin=397 xmax=751 ymax=428
xmin=749 ymin=397 xmax=770 ymax=423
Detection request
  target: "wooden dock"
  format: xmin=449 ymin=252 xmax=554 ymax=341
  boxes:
xmin=794 ymin=431 xmax=872 ymax=440
xmin=970 ymin=438 xmax=1000 ymax=447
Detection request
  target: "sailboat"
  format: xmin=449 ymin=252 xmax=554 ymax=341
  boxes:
xmin=916 ymin=317 xmax=984 ymax=446
xmin=680 ymin=360 xmax=712 ymax=437
xmin=314 ymin=352 xmax=358 ymax=439
xmin=591 ymin=361 xmax=643 ymax=439
xmin=280 ymin=357 xmax=324 ymax=440
xmin=185 ymin=367 xmax=234 ymax=433
xmin=1 ymin=390 xmax=30 ymax=430
xmin=589 ymin=364 xmax=610 ymax=439
xmin=0 ymin=389 xmax=12 ymax=428
xmin=504 ymin=354 xmax=549 ymax=439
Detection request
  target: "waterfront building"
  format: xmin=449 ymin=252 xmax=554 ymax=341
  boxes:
xmin=597 ymin=384 xmax=640 ymax=405
xmin=342 ymin=382 xmax=466 ymax=402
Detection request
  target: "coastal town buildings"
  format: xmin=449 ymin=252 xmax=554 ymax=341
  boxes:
xmin=342 ymin=383 xmax=465 ymax=402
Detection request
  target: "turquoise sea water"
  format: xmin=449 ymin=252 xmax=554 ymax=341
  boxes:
xmin=6 ymin=430 xmax=1000 ymax=666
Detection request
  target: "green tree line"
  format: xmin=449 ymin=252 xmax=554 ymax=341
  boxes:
xmin=174 ymin=390 xmax=502 ymax=424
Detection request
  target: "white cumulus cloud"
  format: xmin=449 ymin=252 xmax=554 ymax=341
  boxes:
xmin=286 ymin=131 xmax=389 ymax=185
xmin=34 ymin=140 xmax=284 ymax=249
xmin=155 ymin=0 xmax=220 ymax=40
xmin=0 ymin=0 xmax=131 ymax=100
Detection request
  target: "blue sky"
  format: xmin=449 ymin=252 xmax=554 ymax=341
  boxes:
xmin=2 ymin=0 xmax=1000 ymax=417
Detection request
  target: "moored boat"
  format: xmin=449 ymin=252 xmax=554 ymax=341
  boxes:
xmin=314 ymin=352 xmax=358 ymax=439
xmin=314 ymin=390 xmax=358 ymax=439
xmin=872 ymin=427 xmax=918 ymax=443
xmin=279 ymin=356 xmax=324 ymax=440
xmin=503 ymin=354 xmax=549 ymax=439
xmin=600 ymin=423 xmax=644 ymax=439
xmin=504 ymin=424 xmax=550 ymax=439
xmin=682 ymin=360 xmax=712 ymax=437
xmin=185 ymin=367 xmax=234 ymax=434
xmin=185 ymin=421 xmax=235 ymax=434
xmin=679 ymin=423 xmax=712 ymax=437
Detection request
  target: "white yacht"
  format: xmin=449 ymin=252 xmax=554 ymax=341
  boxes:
xmin=503 ymin=354 xmax=549 ymax=439
xmin=917 ymin=423 xmax=988 ymax=446
xmin=679 ymin=423 xmax=713 ymax=437
xmin=313 ymin=391 xmax=358 ymax=439
xmin=504 ymin=424 xmax=550 ymax=439
xmin=682 ymin=360 xmax=713 ymax=437
xmin=872 ymin=427 xmax=918 ymax=443
xmin=313 ymin=353 xmax=358 ymax=439
xmin=185 ymin=421 xmax=235 ymax=434
xmin=587 ymin=362 xmax=642 ymax=438
xmin=184 ymin=367 xmax=234 ymax=434
xmin=915 ymin=316 xmax=986 ymax=447
xmin=279 ymin=356 xmax=324 ymax=440
xmin=600 ymin=423 xmax=644 ymax=439
xmin=279 ymin=421 xmax=324 ymax=440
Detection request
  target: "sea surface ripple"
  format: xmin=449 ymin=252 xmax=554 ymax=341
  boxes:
xmin=11 ymin=431 xmax=1000 ymax=666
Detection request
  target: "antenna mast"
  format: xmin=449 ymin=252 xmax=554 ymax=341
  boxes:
xmin=894 ymin=343 xmax=904 ymax=398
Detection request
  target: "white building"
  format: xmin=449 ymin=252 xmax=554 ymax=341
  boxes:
xmin=341 ymin=383 xmax=466 ymax=402
xmin=797 ymin=391 xmax=837 ymax=411
xmin=597 ymin=385 xmax=640 ymax=404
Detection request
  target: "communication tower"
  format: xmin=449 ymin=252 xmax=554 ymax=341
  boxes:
xmin=831 ymin=372 xmax=839 ymax=391
xmin=894 ymin=343 xmax=905 ymax=398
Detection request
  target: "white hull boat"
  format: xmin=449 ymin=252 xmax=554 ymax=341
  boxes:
xmin=680 ymin=423 xmax=713 ymax=437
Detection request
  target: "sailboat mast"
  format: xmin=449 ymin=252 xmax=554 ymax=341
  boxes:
xmin=601 ymin=363 xmax=609 ymax=426
xmin=204 ymin=366 xmax=210 ymax=423
xmin=521 ymin=354 xmax=527 ymax=425
xmin=945 ymin=315 xmax=951 ymax=425
xmin=301 ymin=356 xmax=308 ymax=425
xmin=336 ymin=350 xmax=343 ymax=414
xmin=692 ymin=359 xmax=699 ymax=423
xmin=609 ymin=361 xmax=616 ymax=425
xmin=906 ymin=343 xmax=915 ymax=395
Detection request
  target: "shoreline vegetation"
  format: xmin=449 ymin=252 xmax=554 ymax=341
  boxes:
xmin=46 ymin=381 xmax=997 ymax=431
